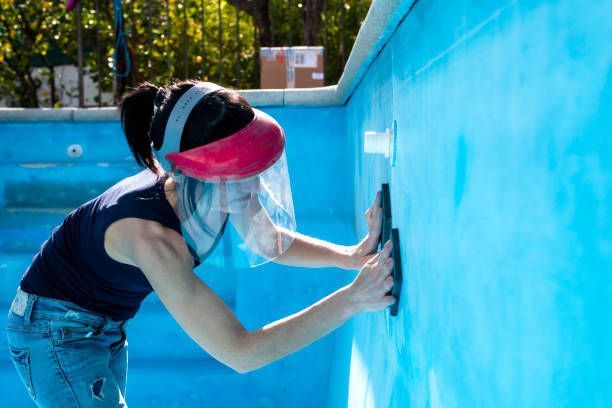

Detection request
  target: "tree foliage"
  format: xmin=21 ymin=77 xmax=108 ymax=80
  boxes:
xmin=0 ymin=0 xmax=371 ymax=107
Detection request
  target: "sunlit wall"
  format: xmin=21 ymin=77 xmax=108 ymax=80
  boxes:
xmin=345 ymin=0 xmax=611 ymax=406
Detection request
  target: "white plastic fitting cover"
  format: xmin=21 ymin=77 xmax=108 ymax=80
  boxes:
xmin=364 ymin=129 xmax=393 ymax=158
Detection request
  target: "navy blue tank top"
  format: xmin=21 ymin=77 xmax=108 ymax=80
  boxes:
xmin=20 ymin=170 xmax=181 ymax=320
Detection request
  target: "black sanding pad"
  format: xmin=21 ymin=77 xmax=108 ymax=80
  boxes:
xmin=380 ymin=183 xmax=403 ymax=316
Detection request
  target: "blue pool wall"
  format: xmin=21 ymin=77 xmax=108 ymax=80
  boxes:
xmin=344 ymin=0 xmax=611 ymax=406
xmin=0 ymin=107 xmax=358 ymax=406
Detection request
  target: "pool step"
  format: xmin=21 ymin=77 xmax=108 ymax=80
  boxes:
xmin=0 ymin=162 xmax=137 ymax=208
xmin=0 ymin=251 xmax=237 ymax=307
xmin=123 ymin=299 xmax=227 ymax=362
xmin=0 ymin=121 xmax=129 ymax=164
xmin=0 ymin=347 xmax=327 ymax=407
xmin=0 ymin=358 xmax=242 ymax=408
xmin=0 ymin=253 xmax=231 ymax=364
xmin=0 ymin=208 xmax=67 ymax=253
xmin=0 ymin=295 xmax=232 ymax=364
xmin=0 ymin=253 xmax=33 ymax=300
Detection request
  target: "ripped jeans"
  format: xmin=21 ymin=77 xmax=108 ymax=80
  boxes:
xmin=5 ymin=287 xmax=129 ymax=407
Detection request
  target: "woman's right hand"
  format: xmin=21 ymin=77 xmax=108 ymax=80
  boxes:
xmin=345 ymin=240 xmax=396 ymax=312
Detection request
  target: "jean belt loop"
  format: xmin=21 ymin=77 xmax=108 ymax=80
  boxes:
xmin=23 ymin=293 xmax=37 ymax=324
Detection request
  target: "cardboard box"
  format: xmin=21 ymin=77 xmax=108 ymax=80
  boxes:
xmin=260 ymin=46 xmax=324 ymax=89
xmin=260 ymin=47 xmax=288 ymax=89
xmin=292 ymin=47 xmax=325 ymax=88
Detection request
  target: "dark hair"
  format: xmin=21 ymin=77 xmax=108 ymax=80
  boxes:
xmin=119 ymin=80 xmax=255 ymax=175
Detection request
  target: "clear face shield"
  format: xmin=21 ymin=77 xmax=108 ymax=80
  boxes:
xmin=156 ymin=82 xmax=296 ymax=269
xmin=173 ymin=152 xmax=296 ymax=268
xmin=158 ymin=82 xmax=296 ymax=268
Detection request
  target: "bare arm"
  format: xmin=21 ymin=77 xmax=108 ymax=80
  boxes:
xmin=245 ymin=239 xmax=395 ymax=371
xmin=276 ymin=191 xmax=384 ymax=270
xmin=106 ymin=218 xmax=395 ymax=373
xmin=274 ymin=231 xmax=357 ymax=269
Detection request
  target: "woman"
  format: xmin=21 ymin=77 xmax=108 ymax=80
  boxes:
xmin=5 ymin=80 xmax=395 ymax=407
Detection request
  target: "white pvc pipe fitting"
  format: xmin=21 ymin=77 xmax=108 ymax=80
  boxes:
xmin=364 ymin=128 xmax=393 ymax=158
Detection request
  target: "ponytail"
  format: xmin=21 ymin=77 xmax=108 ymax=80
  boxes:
xmin=119 ymin=80 xmax=254 ymax=176
xmin=119 ymin=82 xmax=161 ymax=175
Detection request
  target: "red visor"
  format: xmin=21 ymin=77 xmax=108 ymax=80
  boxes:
xmin=165 ymin=109 xmax=286 ymax=182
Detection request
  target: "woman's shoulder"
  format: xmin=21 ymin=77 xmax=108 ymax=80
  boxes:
xmin=103 ymin=216 xmax=185 ymax=267
xmin=96 ymin=170 xmax=178 ymax=226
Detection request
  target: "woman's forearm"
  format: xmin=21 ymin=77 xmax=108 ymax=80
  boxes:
xmin=238 ymin=285 xmax=358 ymax=373
xmin=275 ymin=231 xmax=358 ymax=269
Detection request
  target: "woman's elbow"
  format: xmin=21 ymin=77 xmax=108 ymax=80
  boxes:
xmin=218 ymin=334 xmax=258 ymax=374
xmin=226 ymin=354 xmax=255 ymax=374
xmin=231 ymin=362 xmax=252 ymax=374
xmin=232 ymin=358 xmax=267 ymax=374
xmin=231 ymin=345 xmax=264 ymax=374
xmin=231 ymin=334 xmax=276 ymax=374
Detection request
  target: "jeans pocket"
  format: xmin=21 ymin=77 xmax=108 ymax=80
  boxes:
xmin=51 ymin=320 xmax=104 ymax=346
xmin=109 ymin=328 xmax=128 ymax=357
xmin=8 ymin=346 xmax=36 ymax=401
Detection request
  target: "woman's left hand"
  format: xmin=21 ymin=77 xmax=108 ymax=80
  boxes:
xmin=345 ymin=191 xmax=383 ymax=269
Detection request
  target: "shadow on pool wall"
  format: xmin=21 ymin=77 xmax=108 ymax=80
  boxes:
xmin=344 ymin=0 xmax=611 ymax=406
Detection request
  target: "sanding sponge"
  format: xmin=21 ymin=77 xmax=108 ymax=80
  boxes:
xmin=380 ymin=183 xmax=403 ymax=316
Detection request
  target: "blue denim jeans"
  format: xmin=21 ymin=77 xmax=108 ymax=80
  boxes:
xmin=5 ymin=287 xmax=129 ymax=407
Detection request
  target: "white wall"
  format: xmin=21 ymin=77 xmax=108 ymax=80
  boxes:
xmin=0 ymin=65 xmax=114 ymax=107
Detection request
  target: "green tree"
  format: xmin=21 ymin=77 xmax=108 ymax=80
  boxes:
xmin=0 ymin=0 xmax=370 ymax=107
xmin=0 ymin=0 xmax=77 ymax=106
